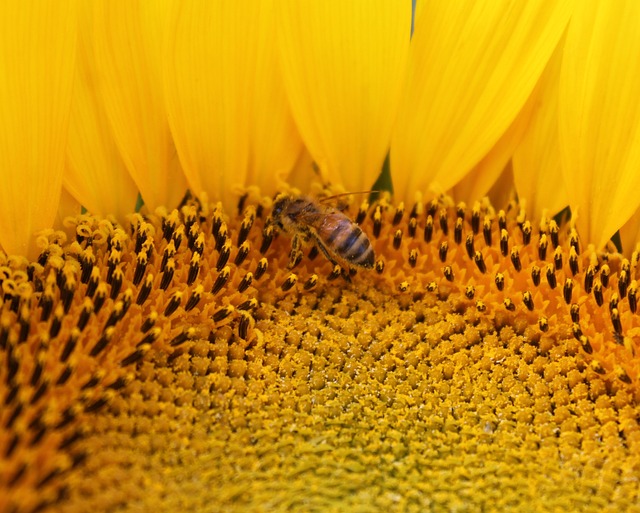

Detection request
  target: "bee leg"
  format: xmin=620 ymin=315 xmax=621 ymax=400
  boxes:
xmin=288 ymin=234 xmax=303 ymax=269
xmin=310 ymin=234 xmax=352 ymax=283
xmin=309 ymin=235 xmax=337 ymax=266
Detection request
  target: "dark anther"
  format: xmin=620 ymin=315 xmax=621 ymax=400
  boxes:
xmin=133 ymin=258 xmax=147 ymax=286
xmin=409 ymin=249 xmax=418 ymax=268
xmin=569 ymin=248 xmax=579 ymax=276
xmin=570 ymin=304 xmax=580 ymax=323
xmin=531 ymin=266 xmax=541 ymax=287
xmin=538 ymin=235 xmax=548 ymax=261
xmin=163 ymin=294 xmax=181 ymax=316
xmin=618 ymin=270 xmax=628 ymax=299
xmin=498 ymin=210 xmax=507 ymax=232
xmin=563 ymin=279 xmax=573 ymax=304
xmin=238 ymin=215 xmax=254 ymax=247
xmin=328 ymin=265 xmax=342 ymax=281
xmin=160 ymin=260 xmax=175 ymax=290
xmin=234 ymin=241 xmax=250 ymax=266
xmin=521 ymin=221 xmax=532 ymax=246
xmin=443 ymin=266 xmax=454 ymax=282
xmin=393 ymin=203 xmax=404 ymax=226
xmin=471 ymin=207 xmax=480 ymax=235
xmin=216 ymin=241 xmax=231 ymax=271
xmin=56 ymin=365 xmax=72 ymax=385
xmin=373 ymin=207 xmax=382 ymax=238
xmin=238 ymin=313 xmax=252 ymax=340
xmin=593 ymin=281 xmax=604 ymax=307
xmin=80 ymin=262 xmax=94 ymax=285
xmin=584 ymin=265 xmax=595 ymax=294
xmin=60 ymin=332 xmax=79 ymax=363
xmin=465 ymin=286 xmax=475 ymax=299
xmin=408 ymin=217 xmax=417 ymax=238
xmin=439 ymin=241 xmax=448 ymax=263
xmin=474 ymin=252 xmax=486 ymax=274
xmin=84 ymin=395 xmax=109 ymax=413
xmin=500 ymin=230 xmax=509 ymax=257
xmin=424 ymin=216 xmax=433 ymax=243
xmin=140 ymin=314 xmax=156 ymax=333
xmin=260 ymin=226 xmax=274 ymax=254
xmin=136 ymin=275 xmax=153 ymax=305
xmin=89 ymin=330 xmax=113 ymax=357
xmin=170 ymin=331 xmax=192 ymax=347
xmin=554 ymin=248 xmax=563 ymax=272
xmin=628 ymin=286 xmax=637 ymax=313
xmin=611 ymin=308 xmax=623 ymax=335
xmin=76 ymin=301 xmax=93 ymax=331
xmin=255 ymin=259 xmax=268 ymax=280
xmin=454 ymin=218 xmax=463 ymax=245
xmin=546 ymin=266 xmax=557 ymax=289
xmin=187 ymin=258 xmax=200 ymax=286
xmin=121 ymin=347 xmax=148 ymax=367
xmin=185 ymin=290 xmax=201 ymax=312
xmin=393 ymin=230 xmax=403 ymax=250
xmin=238 ymin=272 xmax=253 ymax=293
xmin=213 ymin=305 xmax=234 ymax=323
xmin=580 ymin=335 xmax=592 ymax=354
xmin=523 ymin=291 xmax=534 ymax=311
xmin=304 ymin=275 xmax=318 ymax=291
xmin=439 ymin=210 xmax=448 ymax=236
xmin=609 ymin=293 xmax=619 ymax=312
xmin=539 ymin=316 xmax=549 ymax=332
xmin=510 ymin=248 xmax=522 ymax=272
xmin=600 ymin=265 xmax=610 ymax=288
xmin=465 ymin=235 xmax=475 ymax=259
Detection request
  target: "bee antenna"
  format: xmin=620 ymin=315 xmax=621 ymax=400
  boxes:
xmin=319 ymin=190 xmax=380 ymax=203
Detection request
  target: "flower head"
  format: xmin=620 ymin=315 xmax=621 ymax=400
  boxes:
xmin=2 ymin=1 xmax=640 ymax=512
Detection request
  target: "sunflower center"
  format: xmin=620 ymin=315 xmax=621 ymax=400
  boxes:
xmin=1 ymin=194 xmax=639 ymax=511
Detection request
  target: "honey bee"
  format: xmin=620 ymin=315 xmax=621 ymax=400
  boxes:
xmin=269 ymin=193 xmax=375 ymax=270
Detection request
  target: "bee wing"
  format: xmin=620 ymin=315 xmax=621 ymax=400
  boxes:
xmin=293 ymin=202 xmax=345 ymax=236
xmin=294 ymin=200 xmax=327 ymax=226
xmin=314 ymin=209 xmax=351 ymax=238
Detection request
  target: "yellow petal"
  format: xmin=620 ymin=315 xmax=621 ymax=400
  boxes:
xmin=65 ymin=1 xmax=139 ymax=220
xmin=451 ymin=98 xmax=533 ymax=203
xmin=559 ymin=2 xmax=640 ymax=250
xmin=165 ymin=1 xmax=303 ymax=212
xmin=391 ymin=0 xmax=573 ymax=204
xmin=247 ymin=1 xmax=304 ymax=196
xmin=485 ymin=161 xmax=516 ymax=211
xmin=285 ymin=147 xmax=317 ymax=194
xmin=277 ymin=0 xmax=411 ymax=192
xmin=91 ymin=0 xmax=186 ymax=211
xmin=55 ymin=186 xmax=82 ymax=231
xmin=0 ymin=1 xmax=77 ymax=257
xmin=513 ymin=37 xmax=569 ymax=222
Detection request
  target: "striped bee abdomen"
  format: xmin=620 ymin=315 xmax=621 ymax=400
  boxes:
xmin=340 ymin=226 xmax=374 ymax=268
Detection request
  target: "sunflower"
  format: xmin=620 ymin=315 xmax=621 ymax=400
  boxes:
xmin=2 ymin=1 xmax=640 ymax=512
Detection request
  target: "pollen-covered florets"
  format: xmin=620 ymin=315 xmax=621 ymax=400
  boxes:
xmin=1 ymin=192 xmax=639 ymax=512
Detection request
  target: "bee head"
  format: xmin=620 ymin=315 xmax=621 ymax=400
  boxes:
xmin=270 ymin=194 xmax=291 ymax=229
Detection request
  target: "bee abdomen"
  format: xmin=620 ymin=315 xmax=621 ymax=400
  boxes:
xmin=339 ymin=227 xmax=374 ymax=268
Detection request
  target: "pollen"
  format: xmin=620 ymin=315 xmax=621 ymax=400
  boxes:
xmin=1 ymin=194 xmax=640 ymax=512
